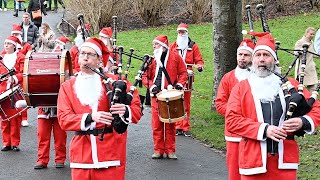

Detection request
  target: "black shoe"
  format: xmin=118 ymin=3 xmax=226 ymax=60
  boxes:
xmin=55 ymin=163 xmax=65 ymax=168
xmin=12 ymin=146 xmax=20 ymax=151
xmin=176 ymin=129 xmax=183 ymax=136
xmin=34 ymin=164 xmax=47 ymax=169
xmin=183 ymin=131 xmax=192 ymax=137
xmin=1 ymin=146 xmax=11 ymax=151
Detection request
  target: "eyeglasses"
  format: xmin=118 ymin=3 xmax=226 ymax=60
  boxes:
xmin=79 ymin=51 xmax=98 ymax=59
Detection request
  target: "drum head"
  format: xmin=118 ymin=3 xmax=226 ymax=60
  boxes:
xmin=0 ymin=86 xmax=19 ymax=101
xmin=157 ymin=90 xmax=183 ymax=101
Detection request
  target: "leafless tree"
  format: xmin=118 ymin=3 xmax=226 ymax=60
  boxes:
xmin=211 ymin=0 xmax=242 ymax=111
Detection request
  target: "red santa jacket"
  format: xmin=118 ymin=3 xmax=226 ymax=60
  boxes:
xmin=69 ymin=45 xmax=80 ymax=73
xmin=170 ymin=41 xmax=204 ymax=71
xmin=226 ymin=77 xmax=320 ymax=175
xmin=141 ymin=48 xmax=188 ymax=91
xmin=57 ymin=75 xmax=141 ymax=168
xmin=0 ymin=51 xmax=25 ymax=92
xmin=215 ymin=69 xmax=242 ymax=142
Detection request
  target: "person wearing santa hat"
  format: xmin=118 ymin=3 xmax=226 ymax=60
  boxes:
xmin=142 ymin=35 xmax=188 ymax=160
xmin=52 ymin=36 xmax=71 ymax=52
xmin=34 ymin=35 xmax=70 ymax=168
xmin=99 ymin=27 xmax=119 ymax=73
xmin=57 ymin=37 xmax=142 ymax=179
xmin=0 ymin=36 xmax=26 ymax=152
xmin=70 ymin=24 xmax=91 ymax=73
xmin=216 ymin=38 xmax=254 ymax=180
xmin=225 ymin=32 xmax=320 ymax=179
xmin=169 ymin=23 xmax=204 ymax=137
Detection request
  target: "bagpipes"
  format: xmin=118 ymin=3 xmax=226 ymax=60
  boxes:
xmin=77 ymin=13 xmax=90 ymax=42
xmin=79 ymin=15 xmax=152 ymax=140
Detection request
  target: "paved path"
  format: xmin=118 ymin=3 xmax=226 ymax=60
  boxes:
xmin=0 ymin=10 xmax=228 ymax=180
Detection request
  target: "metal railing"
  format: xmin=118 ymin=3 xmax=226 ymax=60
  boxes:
xmin=59 ymin=17 xmax=76 ymax=36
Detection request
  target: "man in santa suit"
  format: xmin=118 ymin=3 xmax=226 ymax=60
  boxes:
xmin=70 ymin=24 xmax=91 ymax=73
xmin=52 ymin=36 xmax=71 ymax=52
xmin=142 ymin=35 xmax=188 ymax=159
xmin=215 ymin=38 xmax=254 ymax=180
xmin=99 ymin=27 xmax=117 ymax=73
xmin=57 ymin=37 xmax=142 ymax=180
xmin=6 ymin=24 xmax=32 ymax=127
xmin=226 ymin=32 xmax=320 ymax=179
xmin=0 ymin=36 xmax=25 ymax=152
xmin=169 ymin=23 xmax=204 ymax=137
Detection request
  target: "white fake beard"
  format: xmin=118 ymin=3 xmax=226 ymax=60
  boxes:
xmin=153 ymin=46 xmax=163 ymax=63
xmin=74 ymin=73 xmax=102 ymax=112
xmin=74 ymin=35 xmax=84 ymax=47
xmin=177 ymin=34 xmax=188 ymax=50
xmin=3 ymin=52 xmax=17 ymax=69
xmin=249 ymin=73 xmax=282 ymax=102
xmin=235 ymin=66 xmax=252 ymax=81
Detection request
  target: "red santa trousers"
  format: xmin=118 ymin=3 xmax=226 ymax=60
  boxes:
xmin=226 ymin=141 xmax=241 ymax=180
xmin=114 ymin=132 xmax=127 ymax=180
xmin=151 ymin=97 xmax=176 ymax=154
xmin=71 ymin=166 xmax=119 ymax=180
xmin=21 ymin=109 xmax=27 ymax=121
xmin=241 ymin=153 xmax=296 ymax=180
xmin=36 ymin=117 xmax=67 ymax=166
xmin=176 ymin=91 xmax=191 ymax=131
xmin=1 ymin=115 xmax=22 ymax=146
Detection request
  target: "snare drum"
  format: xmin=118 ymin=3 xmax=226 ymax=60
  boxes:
xmin=23 ymin=50 xmax=73 ymax=107
xmin=156 ymin=90 xmax=186 ymax=123
xmin=184 ymin=69 xmax=194 ymax=92
xmin=0 ymin=85 xmax=27 ymax=121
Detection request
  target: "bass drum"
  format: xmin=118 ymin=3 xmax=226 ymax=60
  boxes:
xmin=23 ymin=50 xmax=73 ymax=107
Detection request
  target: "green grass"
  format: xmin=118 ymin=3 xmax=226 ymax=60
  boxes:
xmin=116 ymin=12 xmax=320 ymax=179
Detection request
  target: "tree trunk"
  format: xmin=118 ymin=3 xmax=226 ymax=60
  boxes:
xmin=211 ymin=0 xmax=242 ymax=111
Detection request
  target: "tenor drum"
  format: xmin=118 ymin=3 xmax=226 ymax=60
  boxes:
xmin=184 ymin=69 xmax=194 ymax=92
xmin=0 ymin=85 xmax=27 ymax=121
xmin=23 ymin=50 xmax=73 ymax=107
xmin=156 ymin=90 xmax=186 ymax=123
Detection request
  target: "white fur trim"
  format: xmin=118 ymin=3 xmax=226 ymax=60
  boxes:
xmin=257 ymin=123 xmax=268 ymax=141
xmin=11 ymin=31 xmax=22 ymax=35
xmin=125 ymin=105 xmax=132 ymax=123
xmin=12 ymin=75 xmax=18 ymax=84
xmin=302 ymin=115 xmax=315 ymax=134
xmin=278 ymin=140 xmax=299 ymax=169
xmin=99 ymin=32 xmax=109 ymax=38
xmin=253 ymin=45 xmax=278 ymax=61
xmin=38 ymin=114 xmax=50 ymax=119
xmin=80 ymin=42 xmax=102 ymax=56
xmin=90 ymin=132 xmax=99 ymax=167
xmin=153 ymin=40 xmax=168 ymax=49
xmin=70 ymin=160 xmax=120 ymax=169
xmin=242 ymin=30 xmax=248 ymax=35
xmin=239 ymin=166 xmax=266 ymax=175
xmin=237 ymin=46 xmax=253 ymax=54
xmin=80 ymin=113 xmax=91 ymax=131
xmin=15 ymin=100 xmax=27 ymax=108
xmin=5 ymin=39 xmax=17 ymax=46
xmin=177 ymin=27 xmax=188 ymax=32
xmin=224 ymin=136 xmax=241 ymax=142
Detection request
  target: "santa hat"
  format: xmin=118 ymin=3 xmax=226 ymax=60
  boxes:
xmin=237 ymin=38 xmax=255 ymax=54
xmin=55 ymin=36 xmax=71 ymax=45
xmin=153 ymin=35 xmax=169 ymax=49
xmin=5 ymin=35 xmax=22 ymax=47
xmin=177 ymin=23 xmax=188 ymax=32
xmin=11 ymin=24 xmax=22 ymax=35
xmin=99 ymin=27 xmax=112 ymax=38
xmin=80 ymin=37 xmax=110 ymax=66
xmin=250 ymin=32 xmax=278 ymax=62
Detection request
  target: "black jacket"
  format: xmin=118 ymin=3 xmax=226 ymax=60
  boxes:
xmin=27 ymin=0 xmax=47 ymax=26
xmin=20 ymin=21 xmax=39 ymax=47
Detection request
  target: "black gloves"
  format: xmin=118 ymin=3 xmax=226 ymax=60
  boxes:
xmin=151 ymin=86 xmax=160 ymax=94
xmin=175 ymin=84 xmax=183 ymax=90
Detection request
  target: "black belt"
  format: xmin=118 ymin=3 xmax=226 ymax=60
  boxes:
xmin=286 ymin=135 xmax=294 ymax=140
xmin=75 ymin=128 xmax=113 ymax=136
